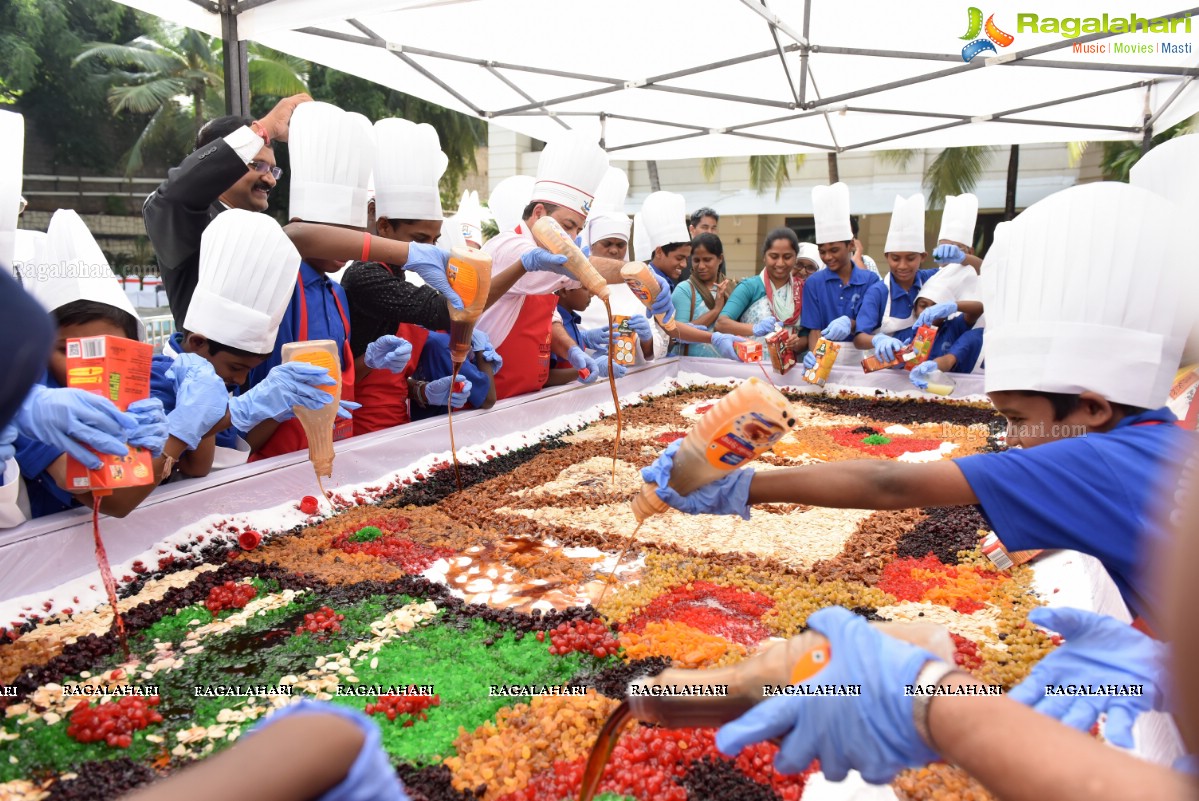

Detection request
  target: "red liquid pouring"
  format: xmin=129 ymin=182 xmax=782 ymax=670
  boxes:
xmin=91 ymin=496 xmax=128 ymax=658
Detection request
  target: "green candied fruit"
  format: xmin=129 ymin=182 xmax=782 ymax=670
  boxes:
xmin=350 ymin=526 xmax=385 ymax=543
xmin=861 ymin=434 xmax=892 ymax=446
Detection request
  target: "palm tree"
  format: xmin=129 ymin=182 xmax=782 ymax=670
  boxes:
xmin=74 ymin=23 xmax=307 ymax=175
xmin=700 ymin=154 xmax=807 ymax=199
xmin=879 ymin=146 xmax=996 ymax=209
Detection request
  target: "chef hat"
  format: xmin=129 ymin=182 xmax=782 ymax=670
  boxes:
xmin=288 ymin=102 xmax=375 ymax=228
xmin=937 ymin=194 xmax=978 ymax=247
xmin=632 ymin=211 xmax=650 ymax=262
xmin=982 ymin=183 xmax=1197 ymax=408
xmin=0 ymin=110 xmax=23 ymax=276
xmin=638 ymin=191 xmax=689 ymax=254
xmin=441 ymin=190 xmax=484 ymax=250
xmin=488 ymin=175 xmax=535 ymax=234
xmin=374 ymin=118 xmax=448 ymax=222
xmin=585 ymin=213 xmax=632 ymax=247
xmin=530 ymin=132 xmax=609 ymax=219
xmin=916 ymin=280 xmax=956 ymax=308
xmin=22 ymin=209 xmax=144 ymax=341
xmin=13 ymin=230 xmax=46 ymax=280
xmin=582 ymin=167 xmax=632 ymax=249
xmin=184 ymin=209 xmax=301 ymax=355
xmin=811 ymin=182 xmax=852 ymax=244
xmin=796 ymin=241 xmax=822 ymax=270
xmin=884 ymin=193 xmax=926 ymax=254
xmin=1130 ymin=134 xmax=1199 ymax=212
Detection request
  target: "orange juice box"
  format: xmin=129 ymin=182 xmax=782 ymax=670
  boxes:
xmin=765 ymin=329 xmax=796 ymax=374
xmin=861 ymin=347 xmax=910 ymax=373
xmin=903 ymin=326 xmax=938 ymax=371
xmin=64 ymin=335 xmax=155 ymax=493
xmin=612 ymin=315 xmax=638 ymax=366
xmin=802 ymin=337 xmax=840 ymax=386
xmin=734 ymin=339 xmax=763 ymax=363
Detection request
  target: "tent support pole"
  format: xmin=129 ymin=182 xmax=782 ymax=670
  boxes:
xmin=798 ymin=0 xmax=811 ymax=105
xmin=1004 ymin=145 xmax=1019 ymax=221
xmin=220 ymin=1 xmax=250 ymax=117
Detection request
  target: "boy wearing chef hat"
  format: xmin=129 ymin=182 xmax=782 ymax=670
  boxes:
xmin=907 ymin=279 xmax=984 ymax=389
xmin=801 ymin=182 xmax=881 ymax=362
xmin=644 ymin=181 xmax=1198 ymax=628
xmin=912 ymin=193 xmax=985 ymax=329
xmin=13 ymin=210 xmax=174 ymax=519
xmin=852 ymin=194 xmax=939 ymax=364
xmin=151 ymin=210 xmax=340 ymax=475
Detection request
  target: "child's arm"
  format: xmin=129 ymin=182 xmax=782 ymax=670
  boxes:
xmin=475 ymin=353 xmax=497 ymax=409
xmin=178 ymin=434 xmax=216 ymax=478
xmin=747 ymin=459 xmax=977 ymax=509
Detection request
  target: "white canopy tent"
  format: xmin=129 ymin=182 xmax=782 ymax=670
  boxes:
xmin=113 ymin=0 xmax=1199 ymax=160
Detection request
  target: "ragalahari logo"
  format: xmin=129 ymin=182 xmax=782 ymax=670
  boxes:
xmin=960 ymin=7 xmax=1015 ymax=61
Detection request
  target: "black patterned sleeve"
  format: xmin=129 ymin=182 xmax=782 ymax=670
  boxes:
xmin=342 ymin=261 xmax=453 ymax=356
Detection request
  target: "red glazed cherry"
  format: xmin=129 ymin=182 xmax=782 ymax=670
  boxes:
xmin=238 ymin=530 xmax=262 ymax=550
xmin=299 ymin=496 xmax=320 ymax=515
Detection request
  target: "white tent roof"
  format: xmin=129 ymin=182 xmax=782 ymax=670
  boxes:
xmin=117 ymin=0 xmax=1199 ymax=160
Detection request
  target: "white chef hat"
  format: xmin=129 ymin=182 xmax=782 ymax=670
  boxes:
xmin=288 ymin=102 xmax=375 ymax=228
xmin=916 ymin=280 xmax=956 ymax=308
xmin=582 ymin=167 xmax=632 ymax=249
xmin=374 ymin=118 xmax=447 ymax=222
xmin=884 ymin=193 xmax=926 ymax=254
xmin=441 ymin=190 xmax=484 ymax=250
xmin=13 ymin=230 xmax=46 ymax=279
xmin=22 ymin=209 xmax=144 ymax=341
xmin=811 ymin=182 xmax=852 ymax=244
xmin=938 ymin=193 xmax=978 ymax=247
xmin=638 ymin=191 xmax=689 ymax=254
xmin=530 ymin=132 xmax=609 ymax=219
xmin=184 ymin=209 xmax=301 ymax=354
xmin=982 ymin=183 xmax=1197 ymax=408
xmin=0 ymin=110 xmax=23 ymax=275
xmin=796 ymin=241 xmax=822 ymax=270
xmin=488 ymin=175 xmax=535 ymax=234
xmin=1130 ymin=134 xmax=1199 ymax=211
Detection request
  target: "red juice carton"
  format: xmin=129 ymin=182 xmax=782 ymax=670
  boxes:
xmin=64 ymin=335 xmax=155 ymax=493
xmin=903 ymin=326 xmax=938 ymax=371
xmin=861 ymin=347 xmax=910 ymax=373
xmin=766 ymin=329 xmax=797 ymax=375
xmin=734 ymin=339 xmax=762 ymax=363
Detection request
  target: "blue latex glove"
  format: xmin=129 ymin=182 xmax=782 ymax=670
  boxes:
xmin=125 ymin=398 xmax=168 ymax=457
xmin=626 ymin=314 xmax=653 ymax=343
xmin=752 ymin=317 xmax=780 ymax=337
xmin=717 ymin=607 xmax=940 ymax=783
xmin=520 ymin=247 xmax=572 ymax=277
xmin=821 ymin=316 xmax=853 ymax=341
xmin=404 ymin=243 xmax=462 ymax=310
xmin=640 ymin=439 xmax=754 ymax=519
xmin=471 ymin=328 xmax=503 ymax=374
xmin=0 ymin=424 xmax=16 ymax=465
xmin=336 ymin=399 xmax=361 ymax=421
xmin=250 ymin=700 xmax=409 ymax=801
xmin=648 ymin=274 xmax=676 ymax=325
xmin=424 ymin=376 xmax=472 ymax=409
xmin=1008 ymin=607 xmax=1167 ymax=748
xmin=364 ymin=335 xmax=413 ymax=374
xmin=228 ymin=362 xmax=336 ymax=431
xmin=802 ymin=351 xmax=818 ymax=370
xmin=567 ymin=346 xmax=599 ymax=384
xmin=13 ymin=385 xmax=136 ymax=470
xmin=595 ymin=358 xmax=627 ymax=379
xmin=164 ymin=354 xmax=230 ymax=450
xmin=932 ymin=243 xmax=966 ymax=265
xmin=871 ymin=333 xmax=906 ymax=362
xmin=909 ymin=360 xmax=939 ymax=390
xmin=580 ymin=326 xmax=614 ymax=353
xmin=915 ymin=302 xmax=958 ymax=328
xmin=710 ymin=332 xmax=742 ymax=361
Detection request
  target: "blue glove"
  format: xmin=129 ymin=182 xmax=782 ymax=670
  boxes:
xmin=567 ymin=346 xmax=599 ymax=384
xmin=626 ymin=314 xmax=653 ymax=343
xmin=250 ymin=700 xmax=409 ymax=801
xmin=648 ymin=274 xmax=676 ymax=325
xmin=915 ymin=302 xmax=957 ymax=329
xmin=471 ymin=328 xmax=502 ymax=374
xmin=404 ymin=243 xmax=462 ymax=310
xmin=125 ymin=398 xmax=168 ymax=457
xmin=595 ymin=358 xmax=627 ymax=379
xmin=641 ymin=439 xmax=754 ymax=519
xmin=165 ymin=354 xmax=230 ymax=450
xmin=908 ymin=360 xmax=939 ymax=390
xmin=520 ymin=247 xmax=571 ymax=277
xmin=718 ymin=607 xmax=940 ymax=783
xmin=364 ymin=335 xmax=413 ymax=374
xmin=580 ymin=326 xmax=614 ymax=353
xmin=0 ymin=424 xmax=16 ymax=465
xmin=336 ymin=399 xmax=361 ymax=421
xmin=821 ymin=316 xmax=853 ymax=341
xmin=752 ymin=317 xmax=779 ymax=337
xmin=424 ymin=376 xmax=472 ymax=409
xmin=1008 ymin=607 xmax=1167 ymax=749
xmin=803 ymin=351 xmax=818 ymax=370
xmin=13 ymin=385 xmax=136 ymax=470
xmin=871 ymin=334 xmax=906 ymax=362
xmin=576 ymin=236 xmax=591 ymax=258
xmin=710 ymin=332 xmax=742 ymax=361
xmin=229 ymin=362 xmax=336 ymax=431
xmin=932 ymin=243 xmax=966 ymax=265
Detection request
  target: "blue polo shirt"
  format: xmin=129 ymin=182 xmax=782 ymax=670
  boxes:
xmin=150 ymin=333 xmax=240 ymax=450
xmin=13 ymin=374 xmax=78 ymax=518
xmin=955 ymin=407 xmax=1193 ymax=623
xmin=550 ymin=304 xmax=587 ymax=369
xmin=929 ymin=318 xmax=984 ymax=373
xmin=855 ymin=269 xmax=940 ymax=341
xmin=800 ymin=267 xmax=880 ymax=337
xmin=410 ymin=332 xmax=491 ymax=421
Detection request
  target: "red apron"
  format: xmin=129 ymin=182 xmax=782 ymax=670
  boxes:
xmin=352 ymin=323 xmax=430 ymax=435
xmin=492 ymin=294 xmax=559 ymax=400
xmin=250 ymin=275 xmax=356 ymax=461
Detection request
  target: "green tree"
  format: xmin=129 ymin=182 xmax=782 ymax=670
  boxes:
xmin=700 ymin=153 xmax=807 ymax=199
xmin=879 ymin=146 xmax=996 ymax=209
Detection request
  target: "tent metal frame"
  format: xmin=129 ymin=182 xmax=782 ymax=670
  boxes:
xmin=193 ymin=0 xmax=1199 ymax=154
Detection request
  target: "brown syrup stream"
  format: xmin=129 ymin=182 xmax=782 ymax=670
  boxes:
xmin=448 ymin=362 xmax=463 ymax=491
xmin=316 ymin=474 xmax=332 ymax=509
xmin=757 ymin=361 xmax=778 ymax=388
xmin=603 ymin=299 xmax=621 ymax=484
xmin=91 ymin=496 xmax=128 ymax=658
xmin=596 ymin=520 xmax=642 ymax=607
xmin=578 ymin=699 xmax=634 ymax=801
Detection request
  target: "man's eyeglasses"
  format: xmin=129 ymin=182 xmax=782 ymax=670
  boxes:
xmin=247 ymin=161 xmax=283 ymax=180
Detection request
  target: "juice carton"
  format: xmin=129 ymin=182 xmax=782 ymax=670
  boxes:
xmin=63 ymin=335 xmax=154 ymax=493
xmin=980 ymin=532 xmax=1042 ymax=570
xmin=612 ymin=315 xmax=638 ymax=366
xmin=765 ymin=328 xmax=796 ymax=374
xmin=734 ymin=339 xmax=762 ymax=363
xmin=903 ymin=325 xmax=938 ymax=371
xmin=861 ymin=347 xmax=909 ymax=373
xmin=802 ymin=338 xmax=839 ymax=386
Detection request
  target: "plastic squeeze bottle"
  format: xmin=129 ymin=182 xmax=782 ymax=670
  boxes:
xmin=281 ymin=340 xmax=342 ymax=479
xmin=621 ymin=261 xmax=678 ymax=333
xmin=445 ymin=245 xmax=493 ymax=366
xmin=631 ymin=377 xmax=796 ymax=522
xmin=624 ymin=621 xmax=956 ymax=728
xmin=531 ymin=216 xmax=610 ymax=302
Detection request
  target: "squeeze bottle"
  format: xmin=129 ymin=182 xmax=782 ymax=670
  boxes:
xmin=631 ymin=377 xmax=796 ymax=522
xmin=625 ymin=622 xmax=956 ymax=728
xmin=531 ymin=216 xmax=610 ymax=302
xmin=445 ymin=245 xmax=493 ymax=367
xmin=620 ymin=261 xmax=677 ymax=333
xmin=281 ymin=340 xmax=341 ymax=478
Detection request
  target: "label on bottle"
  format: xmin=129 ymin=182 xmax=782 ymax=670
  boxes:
xmin=290 ymin=350 xmax=339 ymax=393
xmin=704 ymin=411 xmax=790 ymax=470
xmin=626 ymin=278 xmax=653 ymax=305
xmin=447 ymin=259 xmax=479 ymax=307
